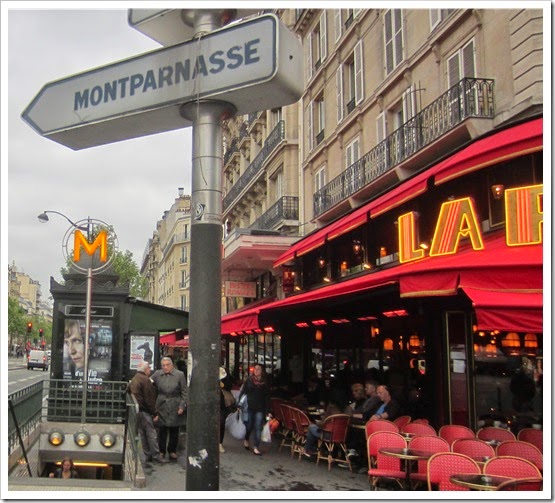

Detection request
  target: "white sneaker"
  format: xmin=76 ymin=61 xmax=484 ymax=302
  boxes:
xmin=219 ymin=443 xmax=226 ymax=453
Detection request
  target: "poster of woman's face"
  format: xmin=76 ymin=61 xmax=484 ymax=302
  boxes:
xmin=63 ymin=319 xmax=112 ymax=382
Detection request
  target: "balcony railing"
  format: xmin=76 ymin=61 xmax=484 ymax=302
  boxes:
xmin=223 ymin=137 xmax=240 ymax=166
xmin=162 ymin=231 xmax=189 ymax=259
xmin=314 ymin=77 xmax=495 ymax=217
xmin=249 ymin=196 xmax=299 ymax=231
xmin=223 ymin=120 xmax=285 ymax=211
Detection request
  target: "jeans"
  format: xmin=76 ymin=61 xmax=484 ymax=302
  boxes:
xmin=244 ymin=410 xmax=265 ymax=448
xmin=305 ymin=423 xmax=321 ymax=453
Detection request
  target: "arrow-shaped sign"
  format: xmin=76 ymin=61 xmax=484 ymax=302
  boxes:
xmin=22 ymin=14 xmax=302 ymax=150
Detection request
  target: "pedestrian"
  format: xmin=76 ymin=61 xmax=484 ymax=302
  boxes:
xmin=49 ymin=456 xmax=79 ymax=479
xmin=219 ymin=366 xmax=235 ymax=453
xmin=151 ymin=356 xmax=188 ymax=461
xmin=238 ymin=363 xmax=271 ymax=456
xmin=127 ymin=361 xmax=168 ymax=464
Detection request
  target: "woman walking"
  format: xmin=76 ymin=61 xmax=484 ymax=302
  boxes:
xmin=238 ymin=363 xmax=271 ymax=456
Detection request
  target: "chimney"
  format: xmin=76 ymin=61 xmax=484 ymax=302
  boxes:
xmin=178 ymin=187 xmax=184 ymax=197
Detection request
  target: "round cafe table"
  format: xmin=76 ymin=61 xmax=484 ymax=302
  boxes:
xmin=449 ymin=473 xmax=514 ymax=491
xmin=379 ymin=447 xmax=433 ymax=490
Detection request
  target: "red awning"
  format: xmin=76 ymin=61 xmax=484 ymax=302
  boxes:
xmin=172 ymin=336 xmax=189 ymax=348
xmin=221 ymin=297 xmax=276 ymax=335
xmin=370 ymin=177 xmax=429 ymax=218
xmin=434 ymin=117 xmax=543 ymax=185
xmin=462 ymin=288 xmax=543 ymax=333
xmin=263 ymin=235 xmax=543 ymax=332
xmin=159 ymin=332 xmax=177 ymax=344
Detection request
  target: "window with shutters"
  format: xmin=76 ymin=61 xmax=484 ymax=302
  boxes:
xmin=309 ymin=12 xmax=328 ymax=78
xmin=447 ymin=39 xmax=476 ymax=123
xmin=345 ymin=136 xmax=360 ymax=195
xmin=338 ymin=41 xmax=364 ymax=119
xmin=430 ymin=9 xmax=455 ymax=30
xmin=315 ymin=165 xmax=326 ymax=192
xmin=384 ymin=9 xmax=403 ymax=75
xmin=376 ymin=112 xmax=388 ymax=173
xmin=315 ymin=94 xmax=325 ymax=146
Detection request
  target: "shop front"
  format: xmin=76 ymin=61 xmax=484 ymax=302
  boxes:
xmin=220 ymin=117 xmax=544 ymax=431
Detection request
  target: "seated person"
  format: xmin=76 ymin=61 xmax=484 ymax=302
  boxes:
xmin=367 ymin=384 xmax=400 ymax=422
xmin=348 ymin=383 xmax=366 ymax=416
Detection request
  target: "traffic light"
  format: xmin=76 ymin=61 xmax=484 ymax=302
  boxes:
xmin=27 ymin=322 xmax=33 ymax=333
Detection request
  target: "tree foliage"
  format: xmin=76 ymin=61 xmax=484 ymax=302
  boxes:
xmin=61 ymin=248 xmax=147 ymax=299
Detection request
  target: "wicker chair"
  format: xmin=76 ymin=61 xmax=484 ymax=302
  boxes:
xmin=367 ymin=431 xmax=407 ymax=490
xmin=438 ymin=424 xmax=475 ymax=447
xmin=393 ymin=415 xmax=411 ymax=430
xmin=289 ymin=407 xmax=311 ymax=460
xmin=408 ymin=435 xmax=450 ymax=488
xmin=402 ymin=422 xmax=437 ymax=437
xmin=365 ymin=418 xmax=399 ymax=439
xmin=476 ymin=426 xmax=516 ymax=443
xmin=517 ymin=428 xmax=543 ymax=453
xmin=484 ymin=455 xmax=542 ymax=479
xmin=452 ymin=438 xmax=495 ymax=462
xmin=279 ymin=404 xmax=296 ymax=454
xmin=316 ymin=414 xmax=352 ymax=471
xmin=496 ymin=440 xmax=543 ymax=472
xmin=426 ymin=452 xmax=481 ymax=491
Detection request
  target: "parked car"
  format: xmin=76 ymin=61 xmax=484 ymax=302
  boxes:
xmin=27 ymin=349 xmax=49 ymax=371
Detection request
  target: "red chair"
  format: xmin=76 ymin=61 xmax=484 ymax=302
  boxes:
xmin=289 ymin=407 xmax=311 ymax=460
xmin=496 ymin=477 xmax=543 ymax=491
xmin=438 ymin=424 xmax=475 ymax=447
xmin=367 ymin=431 xmax=407 ymax=490
xmin=518 ymin=428 xmax=543 ymax=453
xmin=484 ymin=456 xmax=542 ymax=479
xmin=426 ymin=452 xmax=481 ymax=491
xmin=496 ymin=441 xmax=543 ymax=472
xmin=408 ymin=435 xmax=450 ymax=488
xmin=393 ymin=415 xmax=411 ymax=430
xmin=452 ymin=438 xmax=495 ymax=462
xmin=476 ymin=426 xmax=516 ymax=443
xmin=279 ymin=404 xmax=296 ymax=453
xmin=365 ymin=418 xmax=399 ymax=439
xmin=412 ymin=418 xmax=430 ymax=425
xmin=402 ymin=422 xmax=437 ymax=437
xmin=316 ymin=414 xmax=352 ymax=471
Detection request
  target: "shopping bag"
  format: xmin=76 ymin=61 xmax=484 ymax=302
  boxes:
xmin=225 ymin=411 xmax=246 ymax=440
xmin=261 ymin=420 xmax=272 ymax=443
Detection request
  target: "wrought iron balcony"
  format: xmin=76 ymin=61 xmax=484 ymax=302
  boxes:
xmin=223 ymin=120 xmax=285 ymax=211
xmin=249 ymin=196 xmax=299 ymax=231
xmin=223 ymin=137 xmax=240 ymax=167
xmin=314 ymin=77 xmax=495 ymax=218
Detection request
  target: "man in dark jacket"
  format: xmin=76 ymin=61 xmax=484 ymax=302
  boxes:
xmin=128 ymin=361 xmax=168 ymax=464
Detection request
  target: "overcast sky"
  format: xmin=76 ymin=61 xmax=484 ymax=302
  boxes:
xmin=5 ymin=5 xmax=196 ymax=302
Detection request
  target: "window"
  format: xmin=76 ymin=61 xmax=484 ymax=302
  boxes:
xmin=180 ymin=270 xmax=188 ymax=288
xmin=345 ymin=136 xmax=360 ymax=195
xmin=180 ymin=295 xmax=188 ymax=311
xmin=384 ymin=9 xmax=403 ymax=75
xmin=180 ymin=246 xmax=188 ymax=264
xmin=337 ymin=41 xmax=364 ymax=122
xmin=447 ymin=39 xmax=476 ymax=121
xmin=316 ymin=95 xmax=325 ymax=145
xmin=314 ymin=164 xmax=327 ymax=215
xmin=272 ymin=167 xmax=283 ymax=200
xmin=334 ymin=9 xmax=342 ymax=42
xmin=315 ymin=165 xmax=326 ymax=192
xmin=307 ymin=12 xmax=328 ymax=80
xmin=430 ymin=9 xmax=454 ymax=30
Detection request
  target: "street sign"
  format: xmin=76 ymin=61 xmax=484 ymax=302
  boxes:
xmin=128 ymin=9 xmax=260 ymax=46
xmin=21 ymin=14 xmax=303 ymax=150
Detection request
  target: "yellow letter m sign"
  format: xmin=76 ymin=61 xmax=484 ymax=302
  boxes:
xmin=73 ymin=230 xmax=108 ymax=263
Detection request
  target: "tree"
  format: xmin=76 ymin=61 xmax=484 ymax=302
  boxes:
xmin=61 ymin=248 xmax=147 ymax=299
xmin=8 ymin=296 xmax=26 ymax=341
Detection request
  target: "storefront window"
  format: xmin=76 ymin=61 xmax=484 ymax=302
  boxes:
xmin=473 ymin=329 xmax=543 ymax=431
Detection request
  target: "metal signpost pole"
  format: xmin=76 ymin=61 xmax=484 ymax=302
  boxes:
xmin=81 ymin=265 xmax=93 ymax=423
xmin=181 ymin=11 xmax=235 ymax=491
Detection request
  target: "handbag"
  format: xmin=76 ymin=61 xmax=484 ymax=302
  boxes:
xmin=225 ymin=410 xmax=246 ymax=440
xmin=261 ymin=420 xmax=272 ymax=443
xmin=222 ymin=389 xmax=236 ymax=408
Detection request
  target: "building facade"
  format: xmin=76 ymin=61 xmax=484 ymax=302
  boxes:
xmin=8 ymin=262 xmax=44 ymax=315
xmin=141 ymin=188 xmax=192 ymax=313
xmin=220 ymin=8 xmax=544 ymax=431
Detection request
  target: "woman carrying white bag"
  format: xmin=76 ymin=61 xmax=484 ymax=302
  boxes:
xmin=237 ymin=363 xmax=272 ymax=456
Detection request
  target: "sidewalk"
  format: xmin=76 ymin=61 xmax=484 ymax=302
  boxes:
xmin=137 ymin=432 xmax=374 ymax=492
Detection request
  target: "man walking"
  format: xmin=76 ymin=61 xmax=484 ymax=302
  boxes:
xmin=128 ymin=361 xmax=168 ymax=464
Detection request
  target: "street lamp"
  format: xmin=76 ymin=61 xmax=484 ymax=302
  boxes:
xmin=38 ymin=210 xmax=95 ymax=423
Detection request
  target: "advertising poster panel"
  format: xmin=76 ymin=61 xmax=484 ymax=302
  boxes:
xmin=129 ymin=335 xmax=155 ymax=370
xmin=63 ymin=318 xmax=113 ymax=382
